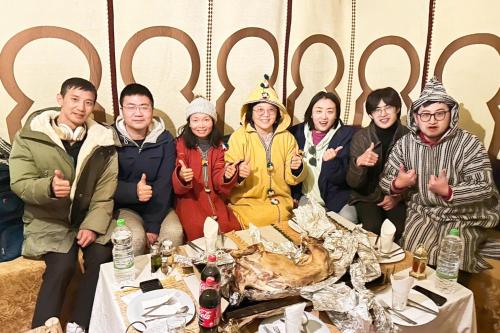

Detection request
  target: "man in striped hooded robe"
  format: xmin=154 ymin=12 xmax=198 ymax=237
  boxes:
xmin=379 ymin=77 xmax=499 ymax=273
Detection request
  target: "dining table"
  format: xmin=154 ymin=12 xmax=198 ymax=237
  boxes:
xmin=89 ymin=220 xmax=477 ymax=333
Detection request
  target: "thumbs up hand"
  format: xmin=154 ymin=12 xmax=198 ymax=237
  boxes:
xmin=428 ymin=169 xmax=450 ymax=196
xmin=394 ymin=163 xmax=417 ymax=189
xmin=137 ymin=173 xmax=153 ymax=202
xmin=52 ymin=169 xmax=71 ymax=198
xmin=323 ymin=146 xmax=343 ymax=162
xmin=179 ymin=160 xmax=194 ymax=183
xmin=290 ymin=147 xmax=303 ymax=170
xmin=238 ymin=157 xmax=251 ymax=178
xmin=224 ymin=162 xmax=237 ymax=180
xmin=356 ymin=142 xmax=379 ymax=167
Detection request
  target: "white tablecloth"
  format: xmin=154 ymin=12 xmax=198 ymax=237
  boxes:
xmin=89 ymin=231 xmax=477 ymax=333
xmin=376 ymin=268 xmax=477 ymax=333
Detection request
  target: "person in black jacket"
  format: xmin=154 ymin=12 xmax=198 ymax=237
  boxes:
xmin=289 ymin=91 xmax=358 ymax=221
xmin=347 ymin=87 xmax=408 ymax=239
xmin=114 ymin=83 xmax=183 ymax=254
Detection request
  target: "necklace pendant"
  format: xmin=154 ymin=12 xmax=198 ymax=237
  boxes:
xmin=202 ymin=159 xmax=208 ymax=166
xmin=266 ymin=161 xmax=274 ymax=172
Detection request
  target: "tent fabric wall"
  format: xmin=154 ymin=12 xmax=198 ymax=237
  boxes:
xmin=0 ymin=0 xmax=498 ymax=159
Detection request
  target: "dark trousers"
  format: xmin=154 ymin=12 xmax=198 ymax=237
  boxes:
xmin=32 ymin=241 xmax=112 ymax=329
xmin=355 ymin=200 xmax=406 ymax=241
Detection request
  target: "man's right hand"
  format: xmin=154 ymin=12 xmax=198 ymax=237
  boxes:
xmin=52 ymin=169 xmax=71 ymax=198
xmin=356 ymin=142 xmax=379 ymax=167
xmin=179 ymin=160 xmax=194 ymax=182
xmin=137 ymin=173 xmax=153 ymax=202
xmin=394 ymin=163 xmax=417 ymax=189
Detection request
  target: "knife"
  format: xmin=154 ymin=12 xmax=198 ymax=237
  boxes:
xmin=407 ymin=299 xmax=438 ymax=315
xmin=187 ymin=241 xmax=204 ymax=253
xmin=378 ymin=299 xmax=418 ymax=325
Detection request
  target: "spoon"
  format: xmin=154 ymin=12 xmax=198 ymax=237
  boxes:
xmin=144 ymin=305 xmax=190 ymax=322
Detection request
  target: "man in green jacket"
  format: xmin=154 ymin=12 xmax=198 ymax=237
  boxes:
xmin=9 ymin=78 xmax=119 ymax=332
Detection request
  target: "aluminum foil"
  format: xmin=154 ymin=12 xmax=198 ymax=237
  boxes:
xmin=291 ymin=199 xmax=336 ymax=239
xmin=248 ymin=223 xmax=301 ymax=261
xmin=351 ymin=228 xmax=381 ymax=284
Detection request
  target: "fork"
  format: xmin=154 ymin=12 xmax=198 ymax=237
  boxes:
xmin=378 ymin=299 xmax=417 ymax=325
xmin=142 ymin=296 xmax=177 ymax=316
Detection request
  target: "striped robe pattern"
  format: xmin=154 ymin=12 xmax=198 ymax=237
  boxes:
xmin=380 ymin=128 xmax=499 ymax=273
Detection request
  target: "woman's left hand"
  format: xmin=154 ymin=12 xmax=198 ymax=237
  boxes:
xmin=290 ymin=148 xmax=303 ymax=170
xmin=323 ymin=146 xmax=343 ymax=162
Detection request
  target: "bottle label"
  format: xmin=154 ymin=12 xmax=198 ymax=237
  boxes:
xmin=200 ymin=280 xmax=220 ymax=293
xmin=199 ymin=307 xmax=218 ymax=328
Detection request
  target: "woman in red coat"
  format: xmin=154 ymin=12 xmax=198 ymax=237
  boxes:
xmin=172 ymin=97 xmax=241 ymax=240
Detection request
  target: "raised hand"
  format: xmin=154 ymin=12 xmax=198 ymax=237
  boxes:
xmin=137 ymin=173 xmax=153 ymax=202
xmin=394 ymin=163 xmax=417 ymax=189
xmin=428 ymin=169 xmax=450 ymax=197
xmin=323 ymin=146 xmax=343 ymax=162
xmin=239 ymin=157 xmax=251 ymax=178
xmin=224 ymin=162 xmax=237 ymax=179
xmin=356 ymin=142 xmax=379 ymax=167
xmin=52 ymin=169 xmax=71 ymax=198
xmin=179 ymin=160 xmax=194 ymax=182
xmin=290 ymin=148 xmax=303 ymax=170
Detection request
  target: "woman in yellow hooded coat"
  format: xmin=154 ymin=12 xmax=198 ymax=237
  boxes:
xmin=225 ymin=76 xmax=307 ymax=228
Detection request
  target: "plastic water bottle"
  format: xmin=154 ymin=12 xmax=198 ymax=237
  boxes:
xmin=111 ymin=218 xmax=135 ymax=285
xmin=435 ymin=228 xmax=463 ymax=293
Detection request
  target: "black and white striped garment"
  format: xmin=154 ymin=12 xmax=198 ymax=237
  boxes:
xmin=0 ymin=137 xmax=11 ymax=165
xmin=380 ymin=128 xmax=500 ymax=273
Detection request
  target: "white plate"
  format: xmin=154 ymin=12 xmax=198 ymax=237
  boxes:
xmin=127 ymin=289 xmax=196 ymax=330
xmin=258 ymin=312 xmax=329 ymax=333
xmin=376 ymin=289 xmax=439 ymax=326
xmin=369 ymin=236 xmax=405 ymax=263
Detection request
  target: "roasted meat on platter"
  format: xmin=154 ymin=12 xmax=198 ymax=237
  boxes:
xmin=230 ymin=238 xmax=335 ymax=298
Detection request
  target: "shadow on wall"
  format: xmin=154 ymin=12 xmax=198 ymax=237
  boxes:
xmin=458 ymin=103 xmax=486 ymax=143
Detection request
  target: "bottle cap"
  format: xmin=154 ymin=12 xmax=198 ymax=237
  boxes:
xmin=116 ymin=218 xmax=125 ymax=226
xmin=206 ymin=276 xmax=216 ymax=287
xmin=450 ymin=228 xmax=459 ymax=237
xmin=207 ymin=254 xmax=217 ymax=262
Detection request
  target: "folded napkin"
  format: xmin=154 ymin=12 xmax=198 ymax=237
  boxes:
xmin=380 ymin=219 xmax=396 ymax=253
xmin=390 ymin=273 xmax=414 ymax=301
xmin=285 ymin=302 xmax=306 ymax=333
xmin=204 ymin=217 xmax=219 ymax=253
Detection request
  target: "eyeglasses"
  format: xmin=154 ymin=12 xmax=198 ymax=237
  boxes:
xmin=121 ymin=104 xmax=152 ymax=112
xmin=372 ymin=105 xmax=396 ymax=116
xmin=417 ymin=110 xmax=449 ymax=122
xmin=253 ymin=107 xmax=277 ymax=116
xmin=307 ymin=146 xmax=317 ymax=167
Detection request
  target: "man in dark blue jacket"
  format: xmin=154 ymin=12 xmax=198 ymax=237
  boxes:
xmin=114 ymin=83 xmax=183 ymax=254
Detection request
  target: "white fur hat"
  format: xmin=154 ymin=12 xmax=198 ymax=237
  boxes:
xmin=186 ymin=97 xmax=217 ymax=121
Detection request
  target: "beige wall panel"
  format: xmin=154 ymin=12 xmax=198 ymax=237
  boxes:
xmin=0 ymin=0 xmax=112 ymax=142
xmin=287 ymin=0 xmax=351 ymax=125
xmin=210 ymin=0 xmax=288 ymax=135
xmin=350 ymin=0 xmax=429 ymax=127
xmin=114 ymin=0 xmax=208 ymax=135
xmin=428 ymin=0 xmax=500 ymax=156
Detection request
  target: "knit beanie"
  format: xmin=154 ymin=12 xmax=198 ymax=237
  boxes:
xmin=186 ymin=97 xmax=217 ymax=121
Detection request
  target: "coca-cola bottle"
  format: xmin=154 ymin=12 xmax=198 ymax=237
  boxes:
xmin=199 ymin=276 xmax=220 ymax=332
xmin=200 ymin=254 xmax=221 ymax=293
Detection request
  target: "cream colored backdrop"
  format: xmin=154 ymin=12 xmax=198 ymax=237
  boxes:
xmin=0 ymin=0 xmax=498 ymax=157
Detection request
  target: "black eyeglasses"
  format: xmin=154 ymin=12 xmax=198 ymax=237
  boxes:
xmin=307 ymin=146 xmax=317 ymax=167
xmin=417 ymin=110 xmax=449 ymax=122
